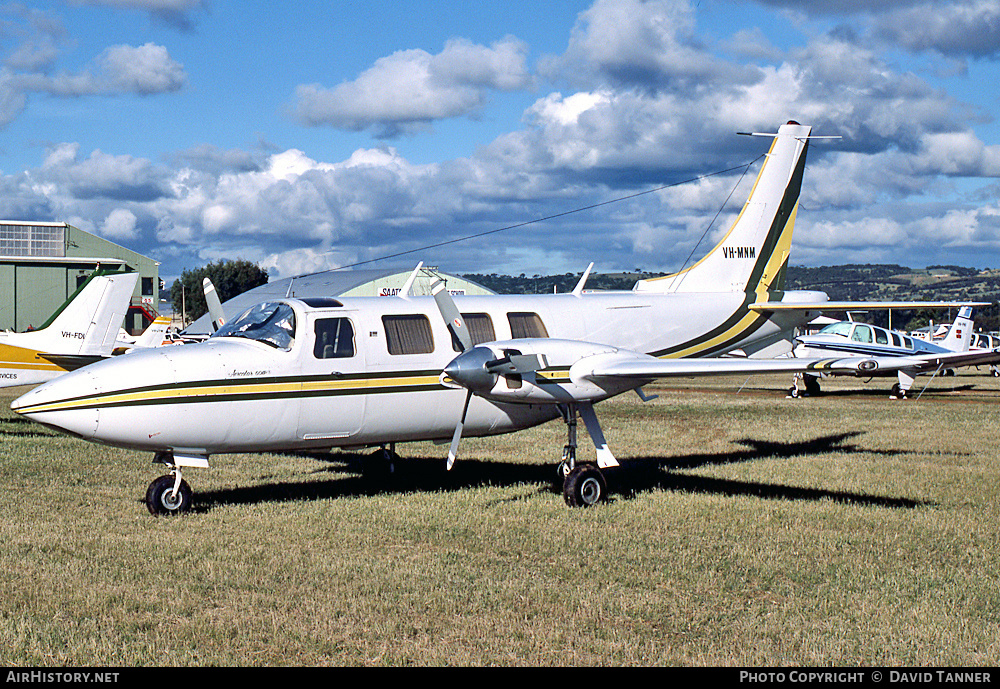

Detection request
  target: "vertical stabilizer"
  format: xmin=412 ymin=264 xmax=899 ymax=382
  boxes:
xmin=5 ymin=271 xmax=138 ymax=357
xmin=133 ymin=316 xmax=172 ymax=348
xmin=940 ymin=306 xmax=974 ymax=352
xmin=635 ymin=121 xmax=811 ymax=296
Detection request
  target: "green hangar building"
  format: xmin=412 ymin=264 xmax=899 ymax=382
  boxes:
xmin=0 ymin=221 xmax=160 ymax=335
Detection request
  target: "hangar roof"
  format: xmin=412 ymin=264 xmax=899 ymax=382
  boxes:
xmin=184 ymin=267 xmax=493 ymax=334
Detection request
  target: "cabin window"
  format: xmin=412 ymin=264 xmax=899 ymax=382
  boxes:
xmin=851 ymin=325 xmax=872 ymax=343
xmin=313 ymin=318 xmax=355 ymax=359
xmin=213 ymin=301 xmax=296 ymax=351
xmin=875 ymin=328 xmax=888 ymax=345
xmin=508 ymin=312 xmax=549 ymax=339
xmin=382 ymin=314 xmax=434 ymax=355
xmin=902 ymin=336 xmax=913 ymax=350
xmin=891 ymin=332 xmax=901 ymax=347
xmin=451 ymin=313 xmax=497 ymax=352
xmin=819 ymin=322 xmax=852 ymax=337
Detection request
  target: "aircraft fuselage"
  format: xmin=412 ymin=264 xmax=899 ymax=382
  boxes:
xmin=14 ymin=289 xmax=801 ymax=456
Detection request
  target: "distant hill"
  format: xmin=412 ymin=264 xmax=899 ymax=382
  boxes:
xmin=463 ymin=264 xmax=1000 ymax=332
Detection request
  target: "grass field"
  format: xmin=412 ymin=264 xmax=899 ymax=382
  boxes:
xmin=2 ymin=370 xmax=999 ymax=666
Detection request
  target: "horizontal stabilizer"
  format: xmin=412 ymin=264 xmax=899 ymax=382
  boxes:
xmin=750 ymin=300 xmax=990 ymax=312
xmin=37 ymin=354 xmax=105 ymax=371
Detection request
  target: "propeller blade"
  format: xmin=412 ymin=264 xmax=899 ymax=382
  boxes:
xmin=203 ymin=277 xmax=226 ymax=332
xmin=447 ymin=389 xmax=473 ymax=471
xmin=431 ymin=279 xmax=473 ymax=353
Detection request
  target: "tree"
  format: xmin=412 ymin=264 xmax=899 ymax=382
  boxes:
xmin=170 ymin=259 xmax=269 ymax=323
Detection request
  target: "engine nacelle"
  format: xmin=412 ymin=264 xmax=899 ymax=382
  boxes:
xmin=443 ymin=338 xmax=649 ymax=405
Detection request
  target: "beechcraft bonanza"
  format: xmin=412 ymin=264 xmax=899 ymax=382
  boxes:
xmin=16 ymin=121 xmax=990 ymax=515
xmin=787 ymin=306 xmax=1000 ymax=399
xmin=0 ymin=269 xmax=138 ymax=389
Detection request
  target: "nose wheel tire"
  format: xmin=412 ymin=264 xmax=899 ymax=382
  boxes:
xmin=563 ymin=464 xmax=607 ymax=507
xmin=146 ymin=475 xmax=193 ymax=516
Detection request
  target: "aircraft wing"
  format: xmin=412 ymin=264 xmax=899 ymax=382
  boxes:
xmin=749 ymin=300 xmax=990 ymax=312
xmin=825 ymin=348 xmax=1000 ymax=375
xmin=577 ymin=347 xmax=1000 ymax=383
xmin=576 ymin=351 xmax=874 ymax=382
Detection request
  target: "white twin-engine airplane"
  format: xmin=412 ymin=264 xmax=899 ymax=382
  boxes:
xmin=787 ymin=305 xmax=1000 ymax=399
xmin=13 ymin=121 xmax=981 ymax=515
xmin=0 ymin=270 xmax=138 ymax=389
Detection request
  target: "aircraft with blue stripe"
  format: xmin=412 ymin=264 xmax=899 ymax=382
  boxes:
xmin=788 ymin=306 xmax=1000 ymax=398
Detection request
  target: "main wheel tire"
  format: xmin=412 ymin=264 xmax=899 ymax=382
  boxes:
xmin=145 ymin=475 xmax=192 ymax=516
xmin=563 ymin=464 xmax=607 ymax=507
xmin=804 ymin=376 xmax=821 ymax=396
xmin=362 ymin=448 xmax=397 ymax=483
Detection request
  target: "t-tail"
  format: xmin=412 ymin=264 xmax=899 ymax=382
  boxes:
xmin=634 ymin=121 xmax=812 ymax=299
xmin=940 ymin=305 xmax=975 ymax=352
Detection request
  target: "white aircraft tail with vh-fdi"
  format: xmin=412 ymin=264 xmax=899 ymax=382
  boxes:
xmin=14 ymin=121 xmax=941 ymax=515
xmin=0 ymin=270 xmax=138 ymax=389
xmin=788 ymin=305 xmax=1000 ymax=399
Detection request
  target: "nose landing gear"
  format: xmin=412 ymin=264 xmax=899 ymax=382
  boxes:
xmin=145 ymin=451 xmax=206 ymax=516
xmin=146 ymin=473 xmax=192 ymax=515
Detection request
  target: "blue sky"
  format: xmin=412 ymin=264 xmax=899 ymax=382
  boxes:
xmin=2 ymin=0 xmax=1000 ymax=286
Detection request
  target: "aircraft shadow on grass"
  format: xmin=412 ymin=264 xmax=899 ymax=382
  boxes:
xmin=183 ymin=430 xmax=932 ymax=512
xmin=810 ymin=383 xmax=979 ymax=399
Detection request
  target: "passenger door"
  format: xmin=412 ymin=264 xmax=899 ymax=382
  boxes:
xmin=297 ymin=313 xmax=366 ymax=444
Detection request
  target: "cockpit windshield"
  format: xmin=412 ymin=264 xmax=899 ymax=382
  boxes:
xmin=212 ymin=301 xmax=296 ymax=350
xmin=818 ymin=322 xmax=853 ymax=338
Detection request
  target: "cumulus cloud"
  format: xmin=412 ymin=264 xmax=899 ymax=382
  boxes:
xmin=544 ymin=0 xmax=757 ymax=89
xmin=102 ymin=208 xmax=139 ymax=239
xmin=290 ymin=37 xmax=532 ymax=137
xmin=873 ymin=0 xmax=1000 ymax=59
xmin=13 ymin=43 xmax=185 ymax=97
xmin=0 ymin=5 xmax=185 ymax=130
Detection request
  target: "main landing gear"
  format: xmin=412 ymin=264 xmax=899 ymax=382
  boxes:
xmin=787 ymin=373 xmax=821 ymax=398
xmin=556 ymin=403 xmax=615 ymax=508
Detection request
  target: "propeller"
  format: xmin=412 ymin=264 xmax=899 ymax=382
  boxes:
xmin=431 ymin=279 xmax=474 ymax=470
xmin=431 ymin=279 xmax=550 ymax=470
xmin=441 ymin=348 xmax=548 ymax=470
xmin=434 ymin=279 xmax=538 ymax=469
xmin=447 ymin=389 xmax=472 ymax=471
xmin=431 ymin=279 xmax=472 ymax=353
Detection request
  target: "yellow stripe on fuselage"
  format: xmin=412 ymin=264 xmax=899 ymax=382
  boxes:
xmin=15 ymin=373 xmax=446 ymax=415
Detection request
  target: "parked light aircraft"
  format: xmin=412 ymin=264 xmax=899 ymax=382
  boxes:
xmin=970 ymin=331 xmax=1000 ymax=377
xmin=16 ymin=121 xmax=978 ymax=515
xmin=787 ymin=306 xmax=1000 ymax=398
xmin=0 ymin=270 xmax=138 ymax=389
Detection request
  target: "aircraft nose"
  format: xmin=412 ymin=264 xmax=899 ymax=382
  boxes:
xmin=12 ymin=368 xmax=101 ymax=439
